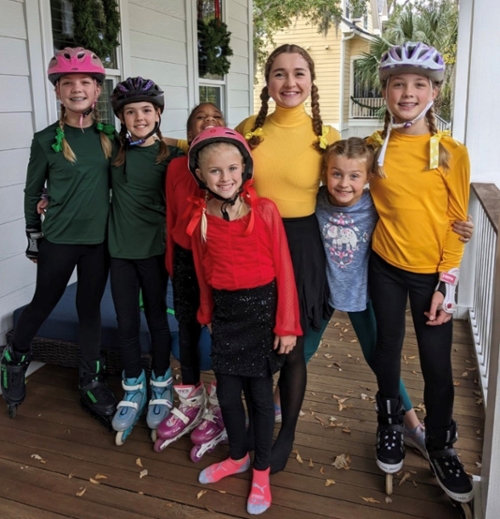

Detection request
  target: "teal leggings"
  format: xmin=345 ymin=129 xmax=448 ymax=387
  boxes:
xmin=304 ymin=301 xmax=413 ymax=412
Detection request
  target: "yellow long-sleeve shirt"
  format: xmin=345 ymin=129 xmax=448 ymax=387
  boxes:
xmin=235 ymin=105 xmax=341 ymax=217
xmin=369 ymin=130 xmax=470 ymax=273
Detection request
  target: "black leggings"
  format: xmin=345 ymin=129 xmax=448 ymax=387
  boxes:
xmin=13 ymin=239 xmax=108 ymax=362
xmin=369 ymin=252 xmax=454 ymax=430
xmin=110 ymin=255 xmax=171 ymax=378
xmin=216 ymin=373 xmax=274 ymax=470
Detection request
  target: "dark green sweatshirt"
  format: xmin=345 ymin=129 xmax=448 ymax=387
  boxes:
xmin=24 ymin=121 xmax=111 ymax=244
xmin=108 ymin=142 xmax=183 ymax=259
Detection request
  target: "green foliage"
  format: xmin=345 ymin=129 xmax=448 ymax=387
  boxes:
xmin=198 ymin=18 xmax=234 ymax=77
xmin=71 ymin=0 xmax=120 ymax=63
xmin=253 ymin=0 xmax=366 ymax=69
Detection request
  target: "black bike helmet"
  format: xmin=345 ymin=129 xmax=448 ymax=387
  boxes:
xmin=110 ymin=77 xmax=164 ymax=115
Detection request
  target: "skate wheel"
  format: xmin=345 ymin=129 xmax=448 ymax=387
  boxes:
xmin=151 ymin=429 xmax=157 ymax=442
xmin=460 ymin=502 xmax=473 ymax=519
xmin=385 ymin=474 xmax=393 ymax=495
xmin=153 ymin=438 xmax=165 ymax=453
xmin=115 ymin=430 xmax=125 ymax=446
xmin=190 ymin=445 xmax=203 ymax=463
xmin=8 ymin=405 xmax=17 ymax=419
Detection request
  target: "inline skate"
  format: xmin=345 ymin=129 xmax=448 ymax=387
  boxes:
xmin=375 ymin=393 xmax=405 ymax=495
xmin=79 ymin=358 xmax=117 ymax=430
xmin=147 ymin=367 xmax=173 ymax=442
xmin=426 ymin=421 xmax=474 ymax=519
xmin=190 ymin=381 xmax=227 ymax=462
xmin=154 ymin=382 xmax=206 ymax=452
xmin=0 ymin=345 xmax=31 ymax=418
xmin=112 ymin=370 xmax=147 ymax=445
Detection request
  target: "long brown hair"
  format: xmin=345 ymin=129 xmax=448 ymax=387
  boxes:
xmin=248 ymin=44 xmax=324 ymax=152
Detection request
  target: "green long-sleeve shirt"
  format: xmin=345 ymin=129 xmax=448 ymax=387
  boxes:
xmin=24 ymin=122 xmax=111 ymax=244
xmin=108 ymin=142 xmax=183 ymax=259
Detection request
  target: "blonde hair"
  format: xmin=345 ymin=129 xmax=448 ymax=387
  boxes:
xmin=322 ymin=137 xmax=381 ymax=183
xmin=248 ymin=44 xmax=325 ymax=153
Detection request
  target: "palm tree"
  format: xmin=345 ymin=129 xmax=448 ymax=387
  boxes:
xmin=354 ymin=0 xmax=458 ymax=120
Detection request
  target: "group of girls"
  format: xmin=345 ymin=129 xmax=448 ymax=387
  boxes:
xmin=0 ymin=40 xmax=475 ymax=516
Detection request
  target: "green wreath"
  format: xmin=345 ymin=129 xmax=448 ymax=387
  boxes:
xmin=198 ymin=18 xmax=233 ymax=77
xmin=71 ymin=0 xmax=120 ymax=62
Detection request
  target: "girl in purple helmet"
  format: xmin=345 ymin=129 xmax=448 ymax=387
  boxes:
xmin=0 ymin=48 xmax=117 ymax=427
xmin=185 ymin=127 xmax=301 ymax=515
xmin=366 ymin=42 xmax=474 ymax=511
xmin=108 ymin=77 xmax=183 ymax=445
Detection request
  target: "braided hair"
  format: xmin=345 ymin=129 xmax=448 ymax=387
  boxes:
xmin=248 ymin=44 xmax=325 ymax=152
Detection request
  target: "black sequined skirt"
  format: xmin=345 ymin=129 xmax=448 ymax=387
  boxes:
xmin=172 ymin=244 xmax=200 ymax=323
xmin=282 ymin=214 xmax=330 ymax=334
xmin=211 ymin=281 xmax=285 ymax=377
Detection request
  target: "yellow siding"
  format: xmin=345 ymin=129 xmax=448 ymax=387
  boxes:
xmin=344 ymin=37 xmax=372 ymax=122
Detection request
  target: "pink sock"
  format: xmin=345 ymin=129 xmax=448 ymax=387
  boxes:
xmin=247 ymin=467 xmax=272 ymax=515
xmin=198 ymin=454 xmax=250 ymax=484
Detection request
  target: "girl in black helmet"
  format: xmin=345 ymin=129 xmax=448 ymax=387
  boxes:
xmin=108 ymin=77 xmax=183 ymax=445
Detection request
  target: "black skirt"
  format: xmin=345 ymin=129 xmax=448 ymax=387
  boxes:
xmin=211 ymin=281 xmax=285 ymax=378
xmin=172 ymin=244 xmax=200 ymax=323
xmin=282 ymin=214 xmax=330 ymax=334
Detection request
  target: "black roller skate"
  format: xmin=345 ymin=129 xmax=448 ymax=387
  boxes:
xmin=426 ymin=421 xmax=474 ymax=518
xmin=79 ymin=358 xmax=117 ymax=431
xmin=375 ymin=393 xmax=405 ymax=495
xmin=0 ymin=345 xmax=31 ymax=418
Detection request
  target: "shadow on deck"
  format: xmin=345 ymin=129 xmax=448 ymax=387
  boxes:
xmin=0 ymin=314 xmax=483 ymax=519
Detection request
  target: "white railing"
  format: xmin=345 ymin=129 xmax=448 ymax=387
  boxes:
xmin=350 ymin=97 xmax=384 ymax=118
xmin=458 ymin=182 xmax=500 ymax=519
xmin=435 ymin=114 xmax=451 ymax=132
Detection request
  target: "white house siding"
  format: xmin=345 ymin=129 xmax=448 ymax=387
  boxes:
xmin=0 ymin=0 xmax=253 ymax=344
xmin=0 ymin=0 xmax=38 ymax=343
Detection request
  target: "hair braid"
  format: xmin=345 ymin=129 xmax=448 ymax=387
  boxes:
xmin=381 ymin=109 xmax=391 ymax=139
xmin=200 ymin=190 xmax=209 ymax=242
xmin=310 ymin=83 xmax=324 ymax=152
xmin=93 ymin=107 xmax=113 ymax=159
xmin=59 ymin=106 xmax=77 ymax=164
xmin=247 ymin=86 xmax=270 ymax=149
xmin=426 ymin=106 xmax=450 ymax=170
xmin=112 ymin=123 xmax=128 ymax=167
xmin=155 ymin=127 xmax=170 ymax=164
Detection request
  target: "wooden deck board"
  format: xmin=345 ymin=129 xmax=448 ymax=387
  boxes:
xmin=0 ymin=315 xmax=483 ymax=518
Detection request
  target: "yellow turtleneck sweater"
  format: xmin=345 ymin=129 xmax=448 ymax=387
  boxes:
xmin=369 ymin=130 xmax=470 ymax=273
xmin=235 ymin=105 xmax=341 ymax=217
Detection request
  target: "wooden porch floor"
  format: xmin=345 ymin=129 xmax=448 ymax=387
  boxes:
xmin=0 ymin=314 xmax=483 ymax=519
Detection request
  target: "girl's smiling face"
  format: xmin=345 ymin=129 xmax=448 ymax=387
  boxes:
xmin=188 ymin=104 xmax=225 ymax=141
xmin=121 ymin=102 xmax=160 ymax=143
xmin=325 ymin=155 xmax=369 ymax=207
xmin=267 ymin=52 xmax=312 ymax=109
xmin=56 ymin=74 xmax=101 ymax=115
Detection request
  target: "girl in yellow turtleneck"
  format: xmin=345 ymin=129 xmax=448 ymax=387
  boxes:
xmin=235 ymin=44 xmax=340 ymax=474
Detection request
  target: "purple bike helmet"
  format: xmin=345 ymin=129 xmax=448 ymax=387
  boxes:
xmin=111 ymin=77 xmax=165 ymax=115
xmin=379 ymin=42 xmax=445 ymax=84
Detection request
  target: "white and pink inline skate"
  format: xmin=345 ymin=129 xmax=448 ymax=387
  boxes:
xmin=153 ymin=382 xmax=206 ymax=452
xmin=190 ymin=381 xmax=228 ymax=462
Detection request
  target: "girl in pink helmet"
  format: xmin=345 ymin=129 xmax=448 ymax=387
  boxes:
xmin=366 ymin=42 xmax=473 ymax=514
xmin=0 ymin=48 xmax=116 ymax=428
xmin=185 ymin=127 xmax=301 ymax=515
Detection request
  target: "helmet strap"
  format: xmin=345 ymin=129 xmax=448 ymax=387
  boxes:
xmin=127 ymin=122 xmax=160 ymax=146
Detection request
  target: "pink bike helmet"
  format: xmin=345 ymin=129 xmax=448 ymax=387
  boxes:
xmin=379 ymin=42 xmax=445 ymax=84
xmin=188 ymin=127 xmax=253 ymax=191
xmin=47 ymin=47 xmax=106 ymax=85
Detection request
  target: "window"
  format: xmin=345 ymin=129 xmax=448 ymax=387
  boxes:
xmin=49 ymin=0 xmax=121 ymax=123
xmin=197 ymin=0 xmax=226 ymax=110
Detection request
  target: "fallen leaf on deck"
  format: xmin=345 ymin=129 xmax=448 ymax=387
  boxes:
xmin=454 ymin=381 xmax=460 ymax=386
xmin=299 ymin=410 xmax=305 ymax=417
xmin=138 ymin=491 xmax=144 ymax=495
xmin=412 ymin=481 xmax=418 ymax=488
xmin=342 ymin=428 xmax=351 ymax=434
xmin=360 ymin=393 xmax=368 ymax=400
xmin=68 ymin=473 xmax=74 ymax=479
xmin=325 ymin=479 xmax=336 ymax=487
xmin=311 ymin=391 xmax=316 ymax=396
xmin=309 ymin=459 xmax=314 ymax=468
xmin=347 ymin=354 xmax=352 ymax=358
xmin=30 ymin=454 xmax=43 ymax=461
xmin=467 ymin=367 xmax=477 ymax=372
xmin=324 ymin=353 xmax=333 ymax=359
xmin=94 ymin=474 xmax=107 ymax=480
xmin=350 ymin=339 xmax=357 ymax=343
xmin=461 ymin=371 xmax=468 ymax=377
xmin=76 ymin=487 xmax=87 ymax=497
xmin=399 ymin=472 xmax=411 ymax=486
xmin=412 ymin=370 xmax=418 ymax=375
xmin=334 ymin=322 xmax=340 ymax=327
xmin=332 ymin=453 xmax=351 ymax=470
xmin=89 ymin=478 xmax=100 ymax=485
xmin=139 ymin=469 xmax=148 ymax=479
xmin=408 ymin=356 xmax=416 ymax=360
xmin=476 ymin=430 xmax=481 ymax=435
xmin=476 ymin=462 xmax=482 ymax=468
xmin=409 ymin=470 xmax=417 ymax=474
xmin=385 ymin=496 xmax=393 ymax=503
xmin=320 ymin=466 xmax=325 ymax=475
xmin=361 ymin=497 xmax=380 ymax=503
xmin=136 ymin=458 xmax=143 ymax=468
xmin=315 ymin=415 xmax=325 ymax=426
xmin=218 ymin=490 xmax=226 ymax=494
xmin=197 ymin=489 xmax=207 ymax=499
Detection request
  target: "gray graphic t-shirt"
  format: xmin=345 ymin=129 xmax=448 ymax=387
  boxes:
xmin=316 ymin=187 xmax=378 ymax=312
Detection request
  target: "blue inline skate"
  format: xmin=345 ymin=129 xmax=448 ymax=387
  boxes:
xmin=112 ymin=370 xmax=147 ymax=445
xmin=146 ymin=367 xmax=173 ymax=442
